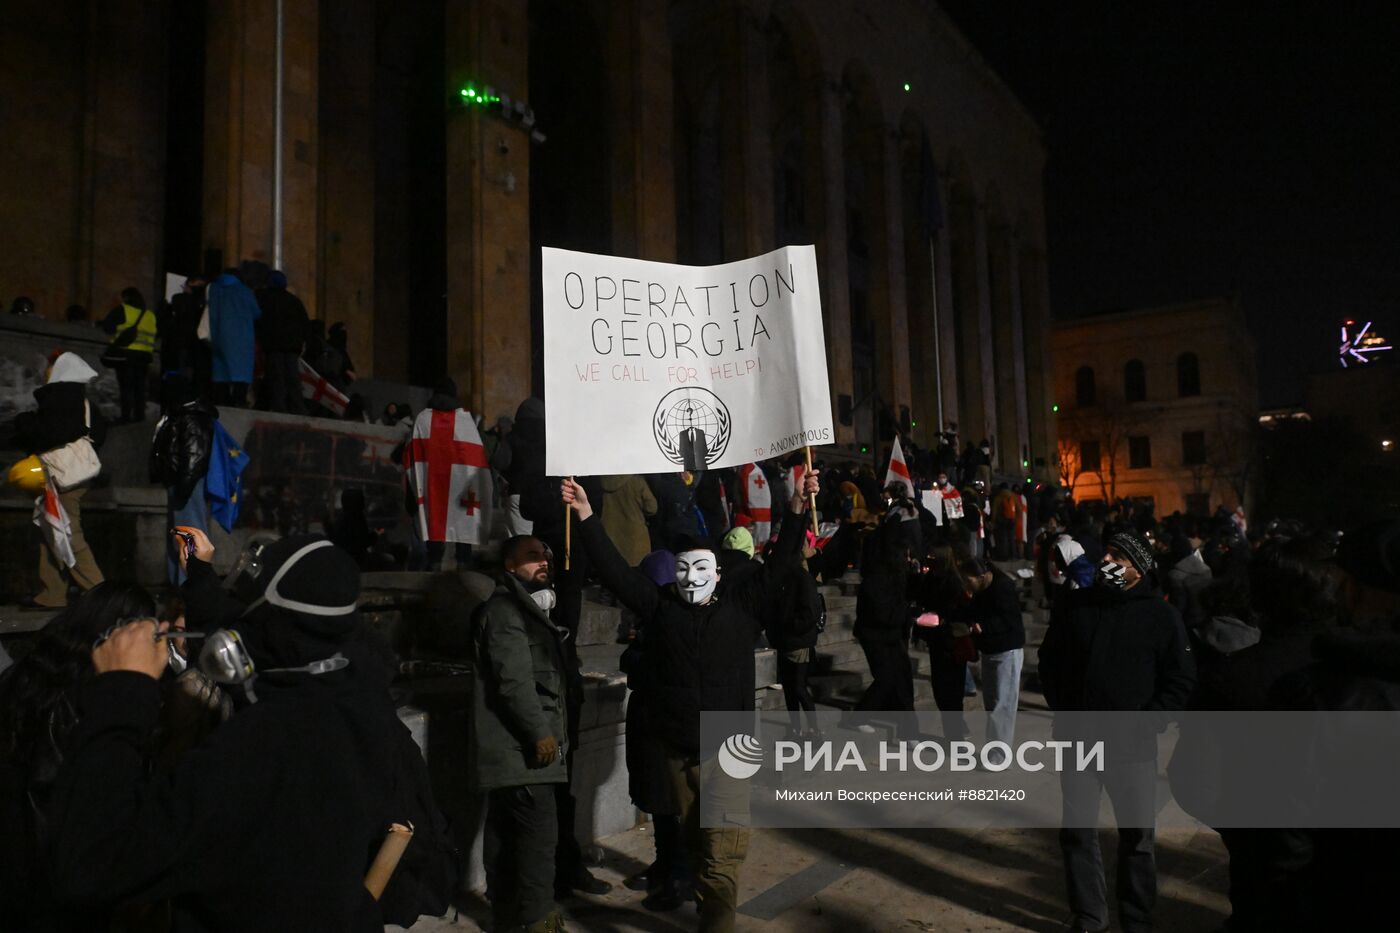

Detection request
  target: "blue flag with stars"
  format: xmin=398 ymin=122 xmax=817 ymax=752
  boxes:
xmin=207 ymin=419 xmax=250 ymax=532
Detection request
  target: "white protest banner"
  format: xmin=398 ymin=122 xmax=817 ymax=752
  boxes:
xmin=543 ymin=245 xmax=832 ymax=476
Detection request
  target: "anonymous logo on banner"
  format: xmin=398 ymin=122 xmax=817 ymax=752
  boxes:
xmin=653 ymin=387 xmax=732 ymax=470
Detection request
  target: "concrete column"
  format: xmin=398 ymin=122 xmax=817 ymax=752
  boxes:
xmin=77 ymin=0 xmax=167 ymax=316
xmin=719 ymin=4 xmax=774 ymax=259
xmin=880 ymin=128 xmax=913 ymax=423
xmin=607 ymin=0 xmax=677 ymax=262
xmin=933 ymin=174 xmax=960 ymax=435
xmin=988 ymin=220 xmax=1022 ymax=473
xmin=815 ymin=78 xmax=855 ymax=444
xmin=1021 ymin=244 xmax=1056 ymax=480
xmin=1009 ymin=236 xmax=1031 ymax=472
xmin=203 ymin=0 xmax=319 ymax=313
xmin=444 ymin=0 xmax=532 ymax=424
xmin=972 ymin=204 xmax=998 ymax=464
xmin=318 ymin=0 xmax=375 ymax=371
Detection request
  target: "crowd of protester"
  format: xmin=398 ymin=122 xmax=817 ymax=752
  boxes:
xmin=3 ymin=326 xmax=1400 ymax=933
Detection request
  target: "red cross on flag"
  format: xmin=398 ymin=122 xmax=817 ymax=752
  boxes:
xmin=884 ymin=436 xmax=914 ymax=500
xmin=404 ymin=408 xmax=492 ymax=544
xmin=33 ymin=475 xmax=75 ymax=568
xmin=298 ymin=358 xmax=349 ymax=416
xmin=734 ymin=462 xmax=772 ymax=544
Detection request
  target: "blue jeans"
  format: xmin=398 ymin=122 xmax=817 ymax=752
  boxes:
xmin=980 ymin=648 xmax=1023 ymax=763
xmin=168 ymin=477 xmax=209 ymax=586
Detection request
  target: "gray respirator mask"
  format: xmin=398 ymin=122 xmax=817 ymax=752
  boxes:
xmin=179 ymin=540 xmax=352 ymax=702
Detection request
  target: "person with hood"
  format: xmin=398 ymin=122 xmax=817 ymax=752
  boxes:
xmin=159 ymin=274 xmax=209 ymax=390
xmin=471 ymin=534 xmax=571 ymax=933
xmin=852 ymin=516 xmax=920 ymax=720
xmin=1164 ymin=531 xmax=1213 ymax=629
xmin=100 ymin=287 xmax=158 ymax=423
xmin=255 ymin=270 xmax=309 ymax=414
xmin=563 ymin=470 xmax=818 ymax=933
xmin=149 ymin=376 xmax=218 ymax=584
xmin=206 ymin=270 xmax=261 ymax=407
xmin=601 ymin=473 xmax=658 ymax=568
xmin=1039 ymin=530 xmax=1196 ymax=933
xmin=0 ymin=584 xmax=159 ymax=931
xmin=44 ymin=529 xmax=455 ymax=932
xmin=14 ymin=352 xmax=108 ymax=609
xmin=502 ymin=398 xmax=545 ymax=536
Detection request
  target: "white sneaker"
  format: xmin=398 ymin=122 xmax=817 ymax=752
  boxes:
xmin=856 ymin=724 xmax=877 ymax=734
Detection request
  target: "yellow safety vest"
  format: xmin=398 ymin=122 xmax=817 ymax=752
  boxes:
xmin=118 ymin=303 xmax=158 ymax=355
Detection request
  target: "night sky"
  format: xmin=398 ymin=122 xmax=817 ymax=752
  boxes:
xmin=939 ymin=1 xmax=1400 ymax=406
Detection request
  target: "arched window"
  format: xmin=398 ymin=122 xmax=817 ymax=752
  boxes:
xmin=1075 ymin=365 xmax=1096 ymax=407
xmin=1177 ymin=352 xmax=1201 ymax=397
xmin=1124 ymin=359 xmax=1146 ymax=402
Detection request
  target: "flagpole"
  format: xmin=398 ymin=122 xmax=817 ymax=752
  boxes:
xmin=564 ymin=476 xmax=573 ymax=571
xmin=803 ymin=447 xmax=818 ymax=536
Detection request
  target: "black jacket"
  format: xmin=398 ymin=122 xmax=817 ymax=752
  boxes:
xmin=149 ymin=399 xmax=218 ymax=506
xmin=579 ymin=509 xmax=803 ymax=754
xmin=959 ymin=572 xmax=1026 ymax=655
xmin=1039 ymin=582 xmax=1196 ymax=714
xmin=15 ymin=382 xmax=107 ymax=455
xmin=45 ymin=649 xmax=453 ymax=931
xmin=766 ymin=563 xmax=823 ymax=652
xmin=853 ymin=525 xmax=916 ymax=644
xmin=255 ymin=287 xmax=310 ymax=353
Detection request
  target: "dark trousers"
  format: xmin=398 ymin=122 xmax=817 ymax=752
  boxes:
xmin=1059 ymin=759 xmax=1158 ymax=932
xmin=116 ymin=359 xmax=149 ymax=422
xmin=213 ymin=381 xmax=248 ymax=407
xmin=264 ymin=350 xmax=305 ymax=413
xmin=1217 ymin=827 xmax=1315 ymax=931
xmin=928 ymin=652 xmax=969 ymax=740
xmin=777 ymin=655 xmax=817 ymax=732
xmin=484 ymin=783 xmax=558 ymax=930
xmin=425 ymin=541 xmax=471 ymax=571
xmin=554 ymin=665 xmax=586 ymax=889
xmin=854 ymin=636 xmax=914 ymax=712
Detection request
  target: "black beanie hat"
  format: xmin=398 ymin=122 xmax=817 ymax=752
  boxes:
xmin=671 ymin=533 xmax=717 ymax=556
xmin=1107 ymin=531 xmax=1156 ymax=576
xmin=251 ymin=535 xmax=361 ymax=628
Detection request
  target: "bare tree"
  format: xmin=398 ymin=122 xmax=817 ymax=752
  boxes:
xmin=1209 ymin=411 xmax=1257 ymax=508
xmin=1056 ymin=435 xmax=1085 ymax=497
xmin=1056 ymin=389 xmax=1160 ymax=503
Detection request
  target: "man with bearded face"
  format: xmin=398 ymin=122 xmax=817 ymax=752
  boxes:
xmin=563 ymin=470 xmax=819 ymax=933
xmin=469 ymin=534 xmax=574 ymax=933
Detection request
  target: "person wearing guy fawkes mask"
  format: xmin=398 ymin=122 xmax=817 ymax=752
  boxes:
xmin=1038 ymin=530 xmax=1195 ymax=933
xmin=43 ymin=529 xmax=455 ymax=932
xmin=469 ymin=535 xmax=576 ymax=933
xmin=564 ymin=470 xmax=819 ymax=933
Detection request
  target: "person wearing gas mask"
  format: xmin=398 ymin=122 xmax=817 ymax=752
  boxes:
xmin=469 ymin=534 xmax=574 ymax=933
xmin=43 ymin=529 xmax=455 ymax=932
xmin=563 ymin=469 xmax=819 ymax=933
xmin=1038 ymin=530 xmax=1196 ymax=933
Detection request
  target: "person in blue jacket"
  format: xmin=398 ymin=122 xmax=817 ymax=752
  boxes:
xmin=206 ymin=270 xmax=260 ymax=407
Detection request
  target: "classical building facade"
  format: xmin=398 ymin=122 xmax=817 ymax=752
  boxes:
xmin=1052 ymin=297 xmax=1259 ymax=516
xmin=0 ymin=0 xmax=1054 ymax=470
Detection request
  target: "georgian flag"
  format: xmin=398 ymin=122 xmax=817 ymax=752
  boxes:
xmin=33 ymin=475 xmax=75 ymax=568
xmin=884 ymin=436 xmax=914 ymax=500
xmin=298 ymin=358 xmax=349 ymax=416
xmin=734 ymin=462 xmax=772 ymax=545
xmin=404 ymin=408 xmax=492 ymax=544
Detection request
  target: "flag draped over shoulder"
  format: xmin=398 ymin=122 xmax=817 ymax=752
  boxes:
xmin=207 ymin=420 xmax=251 ymax=531
xmin=733 ymin=462 xmax=772 ymax=545
xmin=33 ymin=476 xmax=75 ymax=568
xmin=884 ymin=437 xmax=914 ymax=500
xmin=404 ymin=408 xmax=492 ymax=544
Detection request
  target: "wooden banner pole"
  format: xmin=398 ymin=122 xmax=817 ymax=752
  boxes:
xmin=564 ymin=476 xmax=573 ymax=571
xmin=803 ymin=448 xmax=819 ymax=536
